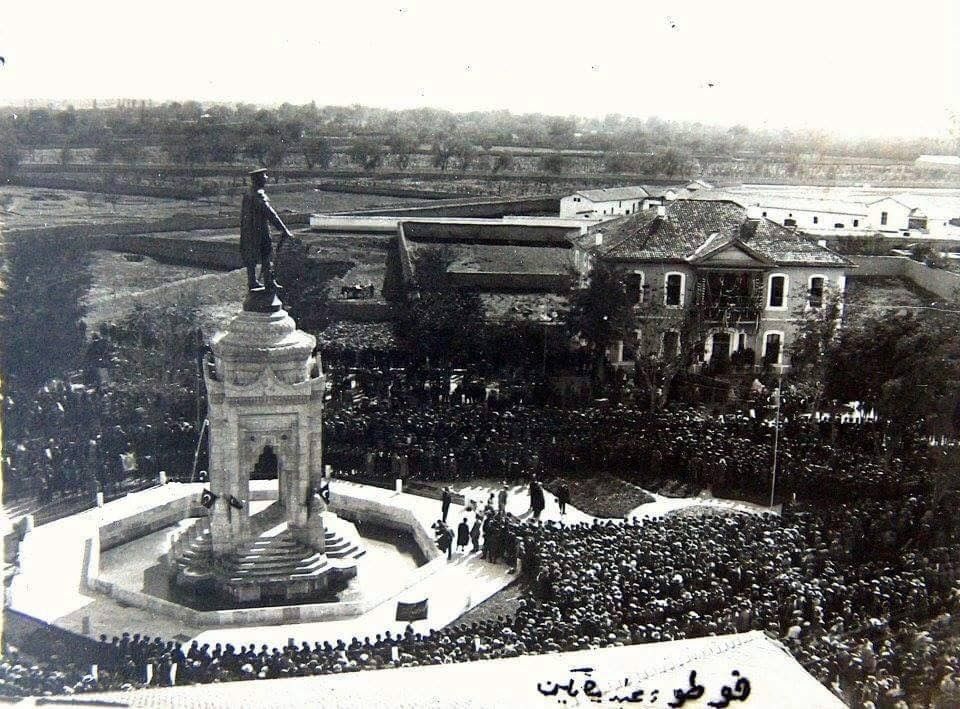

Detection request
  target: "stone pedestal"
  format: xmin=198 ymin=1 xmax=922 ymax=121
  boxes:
xmin=203 ymin=303 xmax=325 ymax=556
xmin=165 ymin=296 xmax=361 ymax=607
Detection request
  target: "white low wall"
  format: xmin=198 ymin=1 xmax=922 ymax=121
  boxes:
xmin=99 ymin=495 xmax=205 ymax=550
xmin=851 ymin=255 xmax=960 ymax=300
xmin=85 ymin=482 xmax=443 ymax=628
xmin=329 ymin=490 xmax=441 ymax=564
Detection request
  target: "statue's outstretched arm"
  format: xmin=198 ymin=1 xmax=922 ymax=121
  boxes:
xmin=261 ymin=194 xmax=293 ymax=237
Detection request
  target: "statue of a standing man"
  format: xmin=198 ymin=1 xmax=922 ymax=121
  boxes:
xmin=240 ymin=168 xmax=293 ymax=292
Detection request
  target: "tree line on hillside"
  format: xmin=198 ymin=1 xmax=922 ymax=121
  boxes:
xmin=0 ymin=101 xmax=955 ymax=183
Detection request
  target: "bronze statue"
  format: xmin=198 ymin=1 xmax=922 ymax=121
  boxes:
xmin=240 ymin=168 xmax=293 ymax=292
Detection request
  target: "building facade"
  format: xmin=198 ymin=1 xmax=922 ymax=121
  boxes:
xmin=577 ymin=200 xmax=853 ymax=371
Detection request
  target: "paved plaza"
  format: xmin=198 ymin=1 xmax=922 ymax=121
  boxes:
xmin=6 ymin=476 xmax=770 ymax=649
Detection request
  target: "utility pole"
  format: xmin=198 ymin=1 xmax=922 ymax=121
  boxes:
xmin=770 ymin=371 xmax=783 ymax=509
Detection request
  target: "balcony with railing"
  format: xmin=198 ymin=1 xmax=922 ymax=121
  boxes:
xmin=694 ymin=272 xmax=764 ymax=326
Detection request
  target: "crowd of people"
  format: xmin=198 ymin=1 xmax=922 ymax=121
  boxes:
xmin=4 ymin=363 xmax=959 ymax=706
xmin=1 ymin=378 xmax=198 ymax=505
xmin=325 ymin=390 xmax=918 ymax=506
xmin=5 ymin=497 xmax=960 ymax=705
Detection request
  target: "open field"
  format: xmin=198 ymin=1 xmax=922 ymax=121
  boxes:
xmin=82 ymin=251 xmax=243 ymax=333
xmin=0 ymin=186 xmax=435 ymax=232
xmin=261 ymin=188 xmax=432 ymax=214
xmin=0 ymin=186 xmax=218 ymax=230
xmin=84 ymin=250 xmax=216 ymax=303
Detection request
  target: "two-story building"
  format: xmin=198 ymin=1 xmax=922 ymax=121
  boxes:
xmin=577 ymin=199 xmax=853 ymax=370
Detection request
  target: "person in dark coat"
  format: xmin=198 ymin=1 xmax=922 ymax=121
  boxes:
xmin=530 ymin=479 xmax=545 ymax=519
xmin=457 ymin=518 xmax=470 ymax=552
xmin=441 ymin=524 xmax=454 ymax=560
xmin=240 ymin=168 xmax=293 ymax=292
xmin=441 ymin=486 xmax=452 ymax=523
xmin=557 ymin=483 xmax=570 ymax=515
xmin=470 ymin=517 xmax=482 ymax=553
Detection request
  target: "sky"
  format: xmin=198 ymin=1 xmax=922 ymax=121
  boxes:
xmin=1 ymin=0 xmax=958 ymax=140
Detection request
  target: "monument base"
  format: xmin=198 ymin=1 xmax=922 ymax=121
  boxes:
xmin=165 ymin=514 xmax=364 ymax=609
xmin=242 ymin=288 xmax=284 ymax=314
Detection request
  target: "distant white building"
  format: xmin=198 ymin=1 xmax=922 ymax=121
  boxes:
xmin=916 ymin=154 xmax=960 ymax=167
xmin=717 ymin=193 xmax=927 ymax=236
xmin=866 ymin=196 xmax=914 ymax=233
xmin=747 ymin=194 xmax=870 ymax=234
xmin=560 ymin=186 xmax=648 ymax=219
xmin=640 ymin=184 xmax=681 ymax=210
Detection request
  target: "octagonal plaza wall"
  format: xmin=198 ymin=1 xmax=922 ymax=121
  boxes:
xmin=9 ymin=481 xmax=443 ymax=630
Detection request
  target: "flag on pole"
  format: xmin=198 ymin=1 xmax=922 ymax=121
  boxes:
xmin=200 ymin=489 xmax=218 ymax=509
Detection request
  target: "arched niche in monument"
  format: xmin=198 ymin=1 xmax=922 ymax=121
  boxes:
xmin=252 ymin=444 xmax=279 ymax=480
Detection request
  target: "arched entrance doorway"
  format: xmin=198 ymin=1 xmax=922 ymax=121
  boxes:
xmin=251 ymin=445 xmax=279 ymax=480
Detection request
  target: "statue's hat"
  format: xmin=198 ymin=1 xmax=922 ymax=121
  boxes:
xmin=248 ymin=167 xmax=268 ymax=177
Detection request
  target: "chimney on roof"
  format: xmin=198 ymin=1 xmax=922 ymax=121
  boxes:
xmin=594 ymin=231 xmax=603 ymax=247
xmin=741 ymin=205 xmax=762 ymax=240
xmin=656 ymin=205 xmax=667 ymax=218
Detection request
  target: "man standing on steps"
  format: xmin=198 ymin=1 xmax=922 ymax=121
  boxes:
xmin=441 ymin=486 xmax=453 ymax=523
xmin=240 ymin=167 xmax=294 ymax=292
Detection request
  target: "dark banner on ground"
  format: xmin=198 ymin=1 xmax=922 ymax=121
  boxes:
xmin=396 ymin=599 xmax=428 ymax=621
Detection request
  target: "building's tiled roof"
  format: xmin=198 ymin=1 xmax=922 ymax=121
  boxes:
xmin=575 ymin=186 xmax=649 ymax=202
xmin=585 ymin=199 xmax=852 ymax=266
xmin=726 ymin=192 xmax=868 ymax=216
xmin=405 ymin=241 xmax=573 ymax=276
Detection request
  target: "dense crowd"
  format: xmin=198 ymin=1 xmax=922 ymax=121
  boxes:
xmin=5 ymin=497 xmax=959 ymax=706
xmin=5 ymin=363 xmax=908 ymax=512
xmin=5 ymin=364 xmax=959 ymax=706
xmin=1 ymin=378 xmax=198 ymax=503
xmin=326 ymin=393 xmax=917 ymax=505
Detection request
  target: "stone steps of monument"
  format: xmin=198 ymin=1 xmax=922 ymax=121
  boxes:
xmin=230 ymin=568 xmax=327 ymax=584
xmin=228 ymin=554 xmax=329 ymax=576
xmin=234 ymin=546 xmax=321 ymax=560
xmin=229 ymin=563 xmax=329 ymax=580
xmin=234 ymin=553 xmax=326 ymax=570
xmin=323 ymin=537 xmax=364 ymax=560
xmin=247 ymin=538 xmax=302 ymax=550
xmin=220 ymin=532 xmax=332 ymax=581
